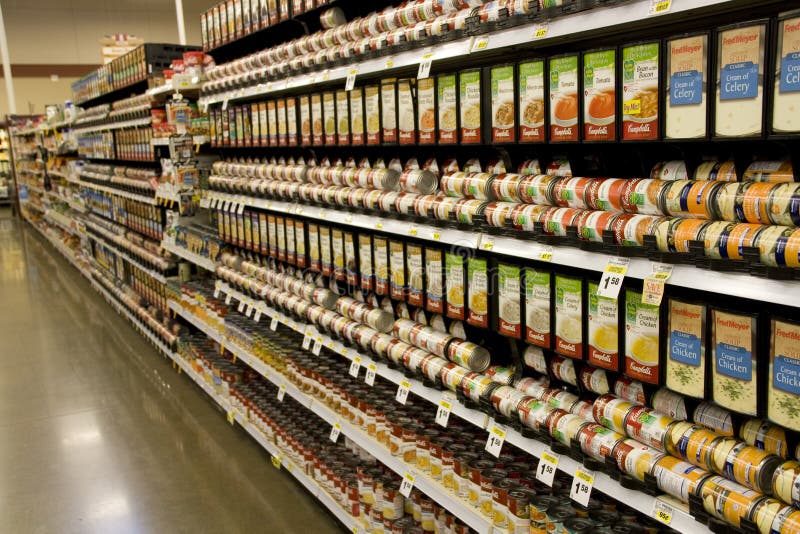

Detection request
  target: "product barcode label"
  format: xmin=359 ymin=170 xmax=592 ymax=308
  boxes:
xmin=301 ymin=327 xmax=313 ymax=350
xmin=349 ymin=356 xmax=362 ymax=378
xmin=471 ymin=37 xmax=489 ymax=53
xmin=225 ymin=293 xmax=233 ymax=305
xmin=539 ymin=246 xmax=554 ymax=262
xmin=312 ymin=337 xmax=322 ymax=356
xmin=536 ymin=450 xmax=560 ymax=487
xmin=485 ymin=422 xmax=507 ymax=457
xmin=253 ymin=307 xmax=262 ymax=322
xmin=570 ymin=467 xmax=595 ymax=506
xmin=365 ymin=363 xmax=377 ymax=386
xmin=399 ymin=472 xmax=415 ymax=498
xmin=237 ymin=300 xmax=245 ymax=313
xmin=596 ymin=257 xmax=630 ymax=300
xmin=396 ymin=380 xmax=411 ymax=404
xmin=533 ymin=23 xmax=548 ymax=39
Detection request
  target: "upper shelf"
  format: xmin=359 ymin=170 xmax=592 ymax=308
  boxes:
xmin=198 ymin=0 xmax=761 ymax=107
xmin=203 ymin=190 xmax=800 ymax=309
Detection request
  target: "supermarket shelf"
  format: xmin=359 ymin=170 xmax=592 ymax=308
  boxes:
xmin=167 ymin=352 xmax=363 ymax=533
xmin=146 ymin=76 xmax=203 ymax=97
xmin=44 ymin=209 xmax=83 ymax=238
xmin=86 ymin=228 xmax=170 ymax=284
xmin=179 ymin=284 xmax=708 ymax=534
xmin=73 ymin=117 xmax=151 ymax=135
xmin=169 ymin=300 xmax=493 ymax=534
xmin=23 ymin=215 xmax=91 ymax=278
xmin=79 ymin=180 xmax=158 ymax=205
xmin=204 ymin=191 xmax=799 ymax=308
xmin=151 ymin=135 xmax=209 ymax=146
xmin=198 ymin=0 xmax=735 ymax=107
xmin=161 ymin=238 xmax=217 ymax=271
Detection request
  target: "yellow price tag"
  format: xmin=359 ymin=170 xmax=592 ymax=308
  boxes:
xmin=535 ymin=27 xmax=548 ymax=38
xmin=652 ymin=500 xmax=674 ymax=525
xmin=575 ymin=469 xmax=595 ymax=484
xmin=227 ymin=411 xmax=235 ymax=425
xmin=376 ymin=223 xmax=383 ymax=230
xmin=432 ymin=232 xmax=441 ymax=240
xmin=542 ymin=452 xmax=559 ymax=465
xmin=271 ymin=455 xmax=282 ymax=469
xmin=409 ymin=227 xmax=418 ymax=236
xmin=650 ymin=0 xmax=671 ymax=14
xmin=482 ymin=240 xmax=494 ymax=251
xmin=606 ymin=265 xmax=627 ymax=275
xmin=385 ymin=59 xmax=394 ymax=69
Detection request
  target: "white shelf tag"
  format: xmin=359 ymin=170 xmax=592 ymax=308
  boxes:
xmin=349 ymin=356 xmax=362 ymax=378
xmin=312 ymin=338 xmax=323 ymax=356
xmin=330 ymin=422 xmax=342 ymax=443
xmin=301 ymin=327 xmax=313 ymax=350
xmin=570 ymin=467 xmax=595 ymax=507
xmin=536 ymin=450 xmax=560 ymax=487
xmin=396 ymin=380 xmax=411 ymax=404
xmin=485 ymin=421 xmax=507 ymax=457
xmin=642 ymin=263 xmax=673 ymax=306
xmin=277 ymin=384 xmax=287 ymax=402
xmin=399 ymin=472 xmax=415 ymax=498
xmin=596 ymin=257 xmax=630 ymax=300
xmin=435 ymin=398 xmax=452 ymax=428
xmin=365 ymin=363 xmax=377 ymax=386
xmin=345 ymin=69 xmax=358 ymax=91
xmin=254 ymin=307 xmax=263 ymax=322
xmin=417 ymin=54 xmax=433 ymax=80
xmin=652 ymin=499 xmax=674 ymax=525
xmin=270 ymin=316 xmax=279 ymax=331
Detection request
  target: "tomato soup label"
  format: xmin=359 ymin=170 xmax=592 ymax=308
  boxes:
xmin=583 ymin=49 xmax=617 ymax=141
xmin=549 ymin=55 xmax=580 ymax=142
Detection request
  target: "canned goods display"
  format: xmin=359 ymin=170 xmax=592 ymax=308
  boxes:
xmin=441 ymin=172 xmax=494 ymax=200
xmin=696 ymin=475 xmax=766 ymax=528
xmin=651 ymin=388 xmax=688 ymax=420
xmin=623 ymin=405 xmax=675 ymax=452
xmin=694 ymin=401 xmax=734 ymax=436
xmin=577 ymin=423 xmax=626 ymax=461
xmin=740 ymin=419 xmax=788 ymax=458
xmin=544 ymin=389 xmax=580 ymax=412
xmin=517 ymin=398 xmax=555 ymax=431
xmin=661 ymin=179 xmax=723 ymax=220
xmin=620 ymin=178 xmax=667 ymax=215
xmin=490 ymin=385 xmax=528 ymax=418
xmin=593 ymin=395 xmax=636 ymax=434
xmin=547 ymin=409 xmax=589 ymax=447
xmin=654 ymin=217 xmax=710 ymax=253
xmin=518 ymin=174 xmax=558 ymax=205
xmin=446 ymin=339 xmax=490 ymax=372
xmin=574 ymin=210 xmax=617 ymax=242
xmin=461 ymin=372 xmax=498 ymax=403
xmin=772 ymin=461 xmax=800 ymax=508
xmin=665 ymin=422 xmax=719 ymax=471
xmin=651 ymin=455 xmax=712 ymax=502
xmin=545 ymin=505 xmax=577 ymax=533
xmin=490 ymin=174 xmax=524 ymax=202
xmin=711 ymin=440 xmax=784 ymax=494
xmin=613 ymin=438 xmax=665 ymax=481
xmin=579 ymin=366 xmax=610 ymax=395
xmin=553 ymin=177 xmax=593 ymax=209
xmin=755 ymin=225 xmax=800 ymax=267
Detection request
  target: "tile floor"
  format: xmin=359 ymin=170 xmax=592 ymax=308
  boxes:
xmin=0 ymin=208 xmax=342 ymax=534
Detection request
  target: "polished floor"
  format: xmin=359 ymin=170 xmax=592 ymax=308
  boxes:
xmin=0 ymin=209 xmax=342 ymax=534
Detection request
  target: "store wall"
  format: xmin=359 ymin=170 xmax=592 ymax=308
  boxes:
xmin=0 ymin=0 xmax=213 ymax=116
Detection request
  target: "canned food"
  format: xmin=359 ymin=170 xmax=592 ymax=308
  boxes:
xmin=578 ymin=423 xmax=626 ymax=461
xmin=441 ymin=172 xmax=494 ymax=199
xmin=610 ymin=213 xmax=665 ymax=247
xmin=507 ymin=488 xmax=535 ymax=534
xmin=447 ymin=339 xmax=490 ymax=372
xmin=553 ymin=177 xmax=593 ymax=209
xmin=453 ymin=199 xmax=488 ymax=224
xmin=695 ymin=160 xmax=738 ymax=182
xmin=651 ymin=388 xmax=688 ymax=420
xmin=491 ymin=478 xmax=519 ymax=528
xmin=461 ymin=373 xmax=497 ymax=403
xmin=441 ymin=362 xmax=471 ymax=392
xmin=491 ymin=385 xmax=528 ymax=419
xmin=484 ymin=202 xmax=519 ymax=228
xmin=740 ymin=419 xmax=787 ymax=458
xmin=694 ymin=402 xmax=734 ymax=436
xmin=574 ymin=210 xmax=617 ymax=242
xmin=547 ymin=409 xmax=589 ymax=447
xmin=755 ymin=225 xmax=800 ymax=267
xmin=621 ymin=178 xmax=667 ymax=215
xmin=654 ymin=217 xmax=710 ymax=253
xmin=772 ymin=461 xmax=800 ymax=508
xmin=613 ymin=438 xmax=665 ymax=481
xmin=751 ymin=499 xmax=792 ymax=534
xmin=550 ymin=356 xmax=577 ymax=386
xmin=585 ymin=178 xmax=626 ymax=212
xmin=768 ymin=506 xmax=800 ymax=534
xmin=543 ymin=389 xmax=580 ymax=412
xmin=400 ymin=169 xmax=438 ymax=195
xmin=662 ymin=179 xmax=723 ymax=220
xmin=468 ymin=459 xmax=497 ymax=507
xmin=432 ymin=196 xmax=461 ymax=220
xmin=767 ymin=183 xmax=800 ymax=227
xmin=490 ymin=174 xmax=524 ymax=202
xmin=696 ymin=475 xmax=766 ymax=528
xmin=518 ymin=174 xmax=558 ymax=206
xmin=562 ymin=517 xmax=595 ymax=533
xmin=510 ymin=204 xmax=551 ymax=231
xmin=546 ymin=505 xmax=577 ymax=533
xmin=395 ymin=192 xmax=420 ymax=215
xmin=579 ymin=366 xmax=610 ymax=395
xmin=665 ymin=422 xmax=718 ymax=470
xmin=571 ymin=400 xmax=595 ymax=422
xmin=421 ymin=355 xmax=449 ymax=384
xmin=593 ymin=394 xmax=636 ymax=434
xmin=652 ymin=455 xmax=711 ymax=502
xmin=530 ymin=495 xmax=560 ymax=532
xmin=540 ymin=207 xmax=581 ymax=236
xmin=651 ymin=160 xmax=689 ymax=181
xmin=714 ymin=441 xmax=784 ymax=494
xmin=623 ymin=406 xmax=675 ymax=452
xmin=743 ymin=160 xmax=794 ymax=183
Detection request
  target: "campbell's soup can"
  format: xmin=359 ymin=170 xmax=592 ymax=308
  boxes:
xmin=593 ymin=394 xmax=636 ymax=434
xmin=540 ymin=207 xmax=581 ymax=236
xmin=696 ymin=475 xmax=767 ymax=528
xmin=579 ymin=366 xmax=610 ymax=395
xmin=517 ymin=398 xmax=555 ymax=431
xmin=613 ymin=438 xmax=665 ymax=481
xmin=484 ymin=202 xmax=519 ymax=228
xmin=432 ymin=196 xmax=460 ymax=220
xmin=584 ymin=177 xmax=626 ymax=212
xmin=552 ymin=177 xmax=593 ymax=209
xmin=651 ymin=455 xmax=712 ymax=502
xmin=662 ymin=179 xmax=723 ymax=220
xmin=440 ymin=363 xmax=470 ymax=392
xmin=490 ymin=174 xmax=524 ymax=202
xmin=491 ymin=385 xmax=528 ymax=419
xmin=543 ymin=389 xmax=580 ymax=412
xmin=767 ymin=182 xmax=800 ymax=226
xmin=518 ymin=174 xmax=558 ymax=205
xmin=654 ymin=217 xmax=710 ymax=253
xmin=621 ymin=178 xmax=667 ymax=215
xmin=515 ymin=375 xmax=549 ymax=398
xmin=421 ymin=355 xmax=449 ymax=383
xmin=651 ymin=388 xmax=688 ymax=420
xmin=610 ymin=213 xmax=665 ymax=247
xmin=571 ymin=400 xmax=595 ymax=422
xmin=394 ymin=192 xmax=419 ymax=215
xmin=547 ymin=409 xmax=589 ymax=447
xmin=574 ymin=210 xmax=617 ymax=242
xmin=577 ymin=423 xmax=625 ymax=461
xmin=511 ymin=204 xmax=551 ymax=231
xmin=413 ymin=194 xmax=439 ymax=218
xmin=665 ymin=422 xmax=718 ymax=470
xmin=623 ymin=405 xmax=675 ymax=452
xmin=453 ymin=199 xmax=488 ymax=224
xmin=614 ymin=376 xmax=647 ymax=404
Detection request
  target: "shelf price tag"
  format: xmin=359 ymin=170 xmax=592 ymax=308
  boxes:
xmin=642 ymin=263 xmax=673 ymax=306
xmin=596 ymin=257 xmax=630 ymax=300
xmin=330 ymin=422 xmax=342 ymax=443
xmin=277 ymin=384 xmax=287 ymax=402
xmin=417 ymin=53 xmax=434 ymax=80
xmin=236 ymin=299 xmax=245 ymax=313
xmin=396 ymin=380 xmax=411 ymax=405
xmin=244 ymin=301 xmax=254 ymax=317
xmin=302 ymin=326 xmax=314 ymax=350
xmin=399 ymin=472 xmax=416 ymax=498
xmin=312 ymin=337 xmax=323 ymax=356
xmin=222 ymin=98 xmax=229 ymax=111
xmin=254 ymin=305 xmax=263 ymax=322
xmin=539 ymin=246 xmax=554 ymax=262
xmin=345 ymin=69 xmax=358 ymax=91
xmin=652 ymin=499 xmax=674 ymax=525
xmin=271 ymin=454 xmax=282 ymax=469
xmin=213 ymin=282 xmax=222 ymax=299
xmin=435 ymin=396 xmax=453 ymax=428
xmin=536 ymin=450 xmax=560 ymax=487
xmin=481 ymin=239 xmax=494 ymax=251
xmin=349 ymin=356 xmax=362 ymax=378
xmin=471 ymin=36 xmax=489 ymax=53
xmin=485 ymin=421 xmax=507 ymax=457
xmin=570 ymin=467 xmax=595 ymax=507
xmin=533 ymin=23 xmax=549 ymax=39
xmin=227 ymin=411 xmax=235 ymax=425
xmin=650 ymin=0 xmax=671 ymax=15
xmin=365 ymin=363 xmax=377 ymax=386
xmin=236 ymin=203 xmax=245 ymax=215
xmin=270 ymin=316 xmax=279 ymax=331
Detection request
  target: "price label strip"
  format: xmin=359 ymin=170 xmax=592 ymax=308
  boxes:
xmin=570 ymin=467 xmax=595 ymax=507
xmin=652 ymin=499 xmax=674 ymax=525
xmin=396 ymin=380 xmax=411 ymax=405
xmin=536 ymin=450 xmax=560 ymax=487
xmin=345 ymin=69 xmax=358 ymax=91
xmin=301 ymin=327 xmax=314 ymax=350
xmin=596 ymin=257 xmax=630 ymax=300
xmin=349 ymin=356 xmax=362 ymax=378
xmin=312 ymin=337 xmax=323 ymax=356
xmin=417 ymin=53 xmax=434 ymax=80
xmin=642 ymin=263 xmax=673 ymax=306
xmin=485 ymin=422 xmax=507 ymax=457
xmin=533 ymin=22 xmax=549 ymax=39
xmin=329 ymin=422 xmax=342 ymax=443
xmin=365 ymin=363 xmax=377 ymax=386
xmin=277 ymin=384 xmax=287 ymax=402
xmin=435 ymin=398 xmax=453 ymax=428
xmin=399 ymin=472 xmax=416 ymax=498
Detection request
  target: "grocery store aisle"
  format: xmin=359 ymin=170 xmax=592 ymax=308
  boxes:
xmin=0 ymin=214 xmax=342 ymax=534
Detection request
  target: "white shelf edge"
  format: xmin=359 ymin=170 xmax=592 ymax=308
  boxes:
xmin=161 ymin=240 xmax=217 ymax=271
xmin=79 ymin=180 xmax=158 ymax=205
xmin=73 ymin=117 xmax=151 ymax=135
